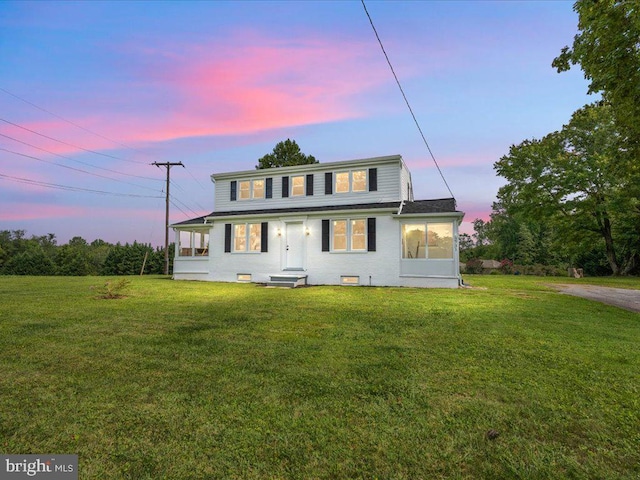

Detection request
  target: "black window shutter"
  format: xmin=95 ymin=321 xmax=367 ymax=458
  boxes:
xmin=266 ymin=178 xmax=273 ymax=199
xmin=322 ymin=219 xmax=330 ymax=252
xmin=230 ymin=181 xmax=237 ymax=201
xmin=306 ymin=174 xmax=314 ymax=196
xmin=324 ymin=172 xmax=333 ymax=195
xmin=282 ymin=176 xmax=289 ymax=198
xmin=367 ymin=218 xmax=376 ymax=252
xmin=224 ymin=224 xmax=232 ymax=252
xmin=261 ymin=222 xmax=268 ymax=252
xmin=368 ymin=168 xmax=377 ymax=192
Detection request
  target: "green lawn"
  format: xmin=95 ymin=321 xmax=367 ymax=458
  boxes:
xmin=0 ymin=275 xmax=638 ymax=479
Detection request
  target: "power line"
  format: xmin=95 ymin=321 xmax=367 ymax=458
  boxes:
xmin=0 ymin=88 xmax=149 ymax=162
xmin=1 ymin=89 xmax=207 ymax=216
xmin=360 ymin=0 xmax=456 ymax=201
xmin=0 ymin=147 xmax=163 ymax=193
xmin=0 ymin=172 xmax=164 ymax=198
xmin=0 ymin=132 xmax=160 ymax=182
xmin=0 ymin=117 xmax=145 ymax=165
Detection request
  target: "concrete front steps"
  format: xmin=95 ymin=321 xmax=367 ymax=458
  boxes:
xmin=266 ymin=274 xmax=308 ymax=288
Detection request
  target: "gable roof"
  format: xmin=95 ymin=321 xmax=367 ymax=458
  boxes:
xmin=171 ymin=198 xmax=461 ymax=227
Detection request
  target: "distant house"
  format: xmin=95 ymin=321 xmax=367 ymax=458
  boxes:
xmin=460 ymin=259 xmax=501 ymax=273
xmin=171 ymin=155 xmax=465 ymax=288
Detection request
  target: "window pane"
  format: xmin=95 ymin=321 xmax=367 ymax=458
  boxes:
xmin=239 ymin=181 xmax=250 ymax=200
xmin=428 ymin=223 xmax=453 ymax=259
xmin=291 ymin=176 xmax=305 ymax=196
xmin=333 ymin=220 xmax=347 ymax=250
xmin=252 ymin=180 xmax=264 ymax=199
xmin=352 ymin=170 xmax=366 ymax=192
xmin=249 ymin=223 xmax=261 ymax=251
xmin=234 ymin=224 xmax=246 ymax=251
xmin=351 ymin=219 xmax=366 ymax=250
xmin=402 ymin=224 xmax=426 ymax=259
xmin=335 ymin=172 xmax=349 ymax=193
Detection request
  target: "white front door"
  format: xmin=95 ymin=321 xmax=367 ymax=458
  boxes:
xmin=285 ymin=222 xmax=305 ymax=270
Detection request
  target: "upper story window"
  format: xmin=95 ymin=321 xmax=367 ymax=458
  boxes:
xmin=238 ymin=180 xmax=264 ymax=200
xmin=253 ymin=179 xmax=265 ymax=199
xmin=335 ymin=170 xmax=367 ymax=193
xmin=239 ymin=181 xmax=250 ymax=200
xmin=291 ymin=176 xmax=305 ymax=196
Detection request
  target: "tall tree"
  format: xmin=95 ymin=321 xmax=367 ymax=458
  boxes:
xmin=553 ymin=1 xmax=640 ymax=151
xmin=256 ymin=139 xmax=318 ymax=169
xmin=494 ymin=103 xmax=639 ymax=275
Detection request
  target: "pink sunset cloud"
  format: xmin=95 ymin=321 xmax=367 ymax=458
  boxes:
xmin=120 ymin=32 xmax=391 ymax=143
xmin=0 ymin=203 xmax=87 ymax=221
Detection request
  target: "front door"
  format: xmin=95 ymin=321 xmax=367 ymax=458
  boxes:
xmin=285 ymin=222 xmax=304 ymax=270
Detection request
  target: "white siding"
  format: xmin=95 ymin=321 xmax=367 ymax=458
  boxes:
xmin=213 ymin=156 xmax=405 ymax=213
xmin=173 ymin=214 xmax=461 ymax=288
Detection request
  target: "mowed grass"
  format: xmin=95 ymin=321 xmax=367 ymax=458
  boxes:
xmin=0 ymin=275 xmax=638 ymax=479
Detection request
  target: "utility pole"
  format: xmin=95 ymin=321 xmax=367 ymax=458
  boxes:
xmin=152 ymin=161 xmax=184 ymax=275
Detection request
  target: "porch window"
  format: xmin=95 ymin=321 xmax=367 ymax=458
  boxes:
xmin=402 ymin=222 xmax=453 ymax=259
xmin=178 ymin=230 xmax=209 ymax=256
xmin=427 ymin=223 xmax=454 ymax=259
xmin=233 ymin=223 xmax=262 ymax=252
xmin=402 ymin=224 xmax=426 ymax=259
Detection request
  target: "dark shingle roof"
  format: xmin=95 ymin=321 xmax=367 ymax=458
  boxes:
xmin=400 ymin=198 xmax=458 ymax=214
xmin=172 ymin=198 xmax=460 ymax=227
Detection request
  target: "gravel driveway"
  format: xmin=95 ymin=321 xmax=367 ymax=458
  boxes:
xmin=553 ymin=284 xmax=640 ymax=313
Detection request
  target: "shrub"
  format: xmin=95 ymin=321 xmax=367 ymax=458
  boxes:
xmin=91 ymin=278 xmax=131 ymax=299
xmin=465 ymin=258 xmax=484 ymax=274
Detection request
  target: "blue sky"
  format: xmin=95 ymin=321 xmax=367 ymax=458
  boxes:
xmin=0 ymin=1 xmax=593 ymax=245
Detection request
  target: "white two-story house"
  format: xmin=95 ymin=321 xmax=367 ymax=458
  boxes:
xmin=171 ymin=154 xmax=464 ymax=288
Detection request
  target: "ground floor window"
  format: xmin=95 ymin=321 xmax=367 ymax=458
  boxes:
xmin=178 ymin=230 xmax=209 ymax=256
xmin=234 ymin=223 xmax=261 ymax=252
xmin=332 ymin=219 xmax=366 ymax=252
xmin=402 ymin=222 xmax=453 ymax=259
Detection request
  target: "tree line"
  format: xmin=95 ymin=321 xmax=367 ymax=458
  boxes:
xmin=466 ymin=1 xmax=639 ymax=276
xmin=0 ymin=230 xmax=173 ymax=276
